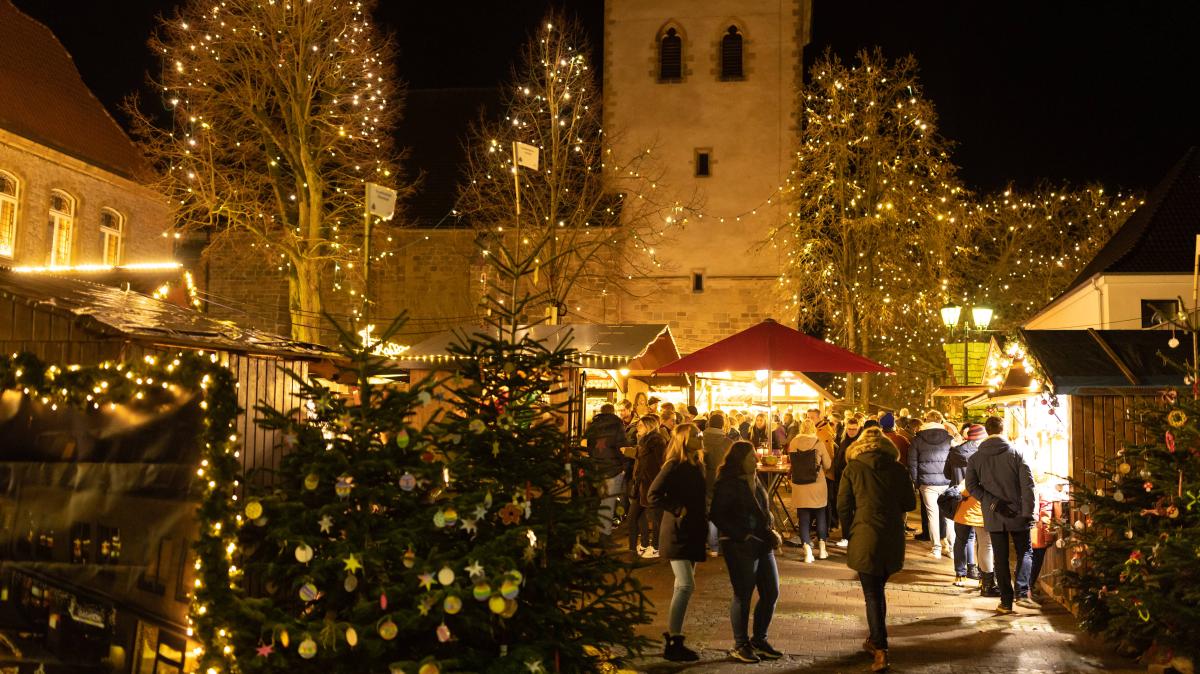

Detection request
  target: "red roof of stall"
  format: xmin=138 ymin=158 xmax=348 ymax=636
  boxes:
xmin=654 ymin=319 xmax=893 ymax=374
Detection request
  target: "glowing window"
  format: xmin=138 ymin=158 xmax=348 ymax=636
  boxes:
xmin=0 ymin=171 xmax=18 ymax=258
xmin=48 ymin=190 xmax=75 ymax=266
xmin=100 ymin=208 xmax=125 ymax=266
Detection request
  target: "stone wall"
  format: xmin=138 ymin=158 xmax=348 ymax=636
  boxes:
xmin=0 ymin=128 xmax=172 ymax=267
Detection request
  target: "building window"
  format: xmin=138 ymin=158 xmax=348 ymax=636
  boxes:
xmin=720 ymin=26 xmax=744 ymax=80
xmin=692 ymin=271 xmax=705 ymax=293
xmin=659 ymin=27 xmax=683 ymax=82
xmin=47 ymin=190 xmax=75 ymax=267
xmin=0 ymin=170 xmax=18 ymax=258
xmin=1142 ymin=299 xmax=1181 ymax=328
xmin=694 ymin=149 xmax=711 ymax=177
xmin=100 ymin=208 xmax=125 ymax=266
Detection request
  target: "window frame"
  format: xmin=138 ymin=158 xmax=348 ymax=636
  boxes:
xmin=719 ymin=25 xmax=745 ymax=81
xmin=100 ymin=207 xmax=125 ymax=266
xmin=0 ymin=170 xmax=19 ymax=258
xmin=658 ymin=26 xmax=684 ymax=83
xmin=694 ymin=148 xmax=712 ymax=177
xmin=47 ymin=189 xmax=76 ymax=267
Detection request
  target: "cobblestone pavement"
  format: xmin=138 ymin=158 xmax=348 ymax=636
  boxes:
xmin=625 ymin=533 xmax=1140 ymax=673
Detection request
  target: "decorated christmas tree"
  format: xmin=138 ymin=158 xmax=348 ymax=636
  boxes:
xmin=1058 ymin=330 xmax=1199 ymax=666
xmin=194 ymin=246 xmax=650 ymax=672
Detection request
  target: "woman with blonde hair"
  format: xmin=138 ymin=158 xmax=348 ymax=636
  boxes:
xmin=838 ymin=427 xmax=916 ymax=672
xmin=648 ymin=423 xmax=709 ymax=661
xmin=788 ymin=418 xmax=834 ymax=562
xmin=749 ymin=412 xmax=770 ymax=448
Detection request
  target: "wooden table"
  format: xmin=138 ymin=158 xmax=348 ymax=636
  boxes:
xmin=756 ymin=463 xmax=796 ymax=535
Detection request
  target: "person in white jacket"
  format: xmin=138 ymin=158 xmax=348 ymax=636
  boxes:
xmin=788 ymin=419 xmax=834 ymax=563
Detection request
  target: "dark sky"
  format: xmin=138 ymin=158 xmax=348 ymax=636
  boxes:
xmin=14 ymin=0 xmax=1200 ymax=193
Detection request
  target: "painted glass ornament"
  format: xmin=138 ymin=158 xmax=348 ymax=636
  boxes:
xmin=444 ymin=595 xmax=462 ymax=615
xmin=437 ymin=566 xmax=455 ymax=586
xmin=245 ymin=501 xmax=263 ymax=520
xmin=379 ymin=619 xmax=398 ymax=640
xmin=295 ymin=543 xmax=313 ymax=563
xmin=298 ymin=637 xmax=317 ymax=659
xmin=346 ymin=627 xmax=358 ymax=647
xmin=304 ymin=473 xmax=319 ymax=490
xmin=399 ymin=472 xmax=417 ymax=491
xmin=335 ymin=475 xmax=354 ymax=498
xmin=299 ymin=582 xmax=320 ymax=602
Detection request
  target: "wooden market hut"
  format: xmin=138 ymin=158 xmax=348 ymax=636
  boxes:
xmin=0 ymin=267 xmax=340 ymax=674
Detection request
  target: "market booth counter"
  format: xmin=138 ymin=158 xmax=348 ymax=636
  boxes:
xmin=963 ymin=329 xmax=1186 ymax=599
xmin=387 ymin=323 xmax=682 ymax=437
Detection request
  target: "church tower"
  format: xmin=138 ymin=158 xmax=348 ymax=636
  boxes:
xmin=601 ymin=0 xmax=813 ymax=351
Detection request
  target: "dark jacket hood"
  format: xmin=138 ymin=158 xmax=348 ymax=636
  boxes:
xmin=847 ymin=433 xmax=899 ymax=464
xmin=916 ymin=427 xmax=951 ymax=444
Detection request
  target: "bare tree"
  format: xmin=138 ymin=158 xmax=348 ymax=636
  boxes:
xmin=128 ymin=0 xmax=407 ymax=343
xmin=456 ymin=13 xmax=686 ymax=323
xmin=957 ymin=185 xmax=1142 ymax=328
xmin=772 ymin=48 xmax=966 ymax=406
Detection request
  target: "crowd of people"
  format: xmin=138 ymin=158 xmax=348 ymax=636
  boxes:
xmin=583 ymin=396 xmax=1062 ymax=671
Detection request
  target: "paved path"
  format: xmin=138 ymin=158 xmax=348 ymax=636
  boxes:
xmin=625 ymin=535 xmax=1139 ymax=673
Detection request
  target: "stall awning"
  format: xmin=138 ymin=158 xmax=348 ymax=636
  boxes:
xmin=389 ymin=323 xmax=680 ymax=372
xmin=1021 ymin=329 xmax=1186 ymax=395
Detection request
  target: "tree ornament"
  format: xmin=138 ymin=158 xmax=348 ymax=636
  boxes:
xmin=444 ymin=595 xmax=462 ymax=615
xmin=437 ymin=566 xmax=456 ymax=586
xmin=488 ymin=594 xmax=507 ymax=614
xmin=299 ymin=582 xmax=320 ymax=602
xmin=403 ymin=547 xmax=416 ymax=568
xmin=1167 ymin=410 xmax=1188 ymax=428
xmin=344 ymin=574 xmax=358 ymax=592
xmin=1144 ymin=481 xmax=1154 ymax=492
xmin=465 ymin=560 xmax=485 ymax=578
xmin=437 ymin=623 xmax=452 ymax=643
xmin=1118 ymin=462 xmax=1132 ymax=475
xmin=473 ymin=583 xmax=492 ymax=601
xmin=1139 ymin=467 xmax=1152 ymax=479
xmin=1168 ymin=336 xmax=1180 ymax=349
xmin=1167 ymin=505 xmax=1180 ymax=519
xmin=335 ymin=474 xmax=354 ymax=498
xmin=469 ymin=418 xmax=486 ymax=433
xmin=256 ymin=642 xmax=274 ymax=657
xmin=1073 ymin=519 xmax=1084 ymax=531
xmin=443 ymin=507 xmax=458 ymax=527
xmin=295 ymin=543 xmax=313 ymax=563
xmin=318 ymin=514 xmax=334 ymax=534
xmin=343 ymin=554 xmax=363 ymax=573
xmin=280 ymin=629 xmax=290 ymax=648
xmin=1165 ymin=431 xmax=1176 ymax=453
xmin=1125 ymin=529 xmax=1134 ymax=539
xmin=380 ymin=592 xmax=388 ymax=610
xmin=501 ymin=579 xmax=520 ymax=600
xmin=304 ymin=473 xmax=320 ymax=490
xmin=345 ymin=627 xmax=358 ymax=647
xmin=499 ymin=503 xmax=522 ymax=525
xmin=399 ymin=472 xmax=417 ymax=491
xmin=1114 ymin=490 xmax=1125 ymax=502
xmin=378 ymin=619 xmax=398 ymax=640
xmin=396 ymin=429 xmax=410 ymax=448
xmin=245 ymin=501 xmax=264 ymax=520
xmin=418 ymin=572 xmax=435 ymax=590
xmin=502 ymin=598 xmax=519 ymax=618
xmin=298 ymin=637 xmax=318 ymax=659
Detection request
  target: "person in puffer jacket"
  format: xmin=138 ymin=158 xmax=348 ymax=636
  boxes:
xmin=907 ymin=410 xmax=954 ymax=559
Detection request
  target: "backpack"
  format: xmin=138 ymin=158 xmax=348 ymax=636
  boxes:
xmin=789 ymin=448 xmax=820 ymax=485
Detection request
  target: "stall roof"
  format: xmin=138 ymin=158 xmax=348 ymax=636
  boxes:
xmin=390 ymin=323 xmax=679 ymax=371
xmin=1020 ymin=329 xmax=1186 ymax=395
xmin=0 ymin=267 xmax=337 ymax=359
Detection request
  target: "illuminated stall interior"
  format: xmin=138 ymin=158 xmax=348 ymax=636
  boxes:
xmin=693 ymin=370 xmax=834 ymax=421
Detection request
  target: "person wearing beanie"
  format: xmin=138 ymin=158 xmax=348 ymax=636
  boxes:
xmin=880 ymin=413 xmax=911 ymax=466
xmin=946 ymin=424 xmax=995 ymax=592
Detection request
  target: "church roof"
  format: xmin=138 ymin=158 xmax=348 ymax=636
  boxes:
xmin=0 ymin=0 xmax=149 ymax=181
xmin=1065 ymin=147 xmax=1200 ymax=292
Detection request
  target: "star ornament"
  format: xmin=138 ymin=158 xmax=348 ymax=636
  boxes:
xmin=318 ymin=515 xmax=334 ymax=534
xmin=465 ymin=560 xmax=485 ymax=579
xmin=418 ymin=572 xmax=435 ymax=591
xmin=343 ymin=554 xmax=363 ymax=574
xmin=256 ymin=643 xmax=275 ymax=658
xmin=525 ymin=659 xmax=545 ymax=673
xmin=461 ymin=518 xmax=478 ymax=536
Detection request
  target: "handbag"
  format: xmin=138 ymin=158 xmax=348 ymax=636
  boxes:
xmin=937 ymin=485 xmax=962 ymax=521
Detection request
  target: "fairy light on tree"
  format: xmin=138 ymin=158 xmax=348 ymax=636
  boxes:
xmin=456 ymin=12 xmax=691 ymax=323
xmin=128 ymin=0 xmax=410 ymax=343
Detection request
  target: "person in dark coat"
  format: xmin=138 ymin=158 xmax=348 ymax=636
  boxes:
xmin=647 ymin=423 xmax=708 ymax=662
xmin=584 ymin=403 xmax=629 ymax=536
xmin=830 ymin=416 xmax=861 ymax=546
xmin=628 ymin=415 xmax=666 ymax=557
xmin=907 ymin=410 xmax=954 ymax=559
xmin=710 ymin=440 xmax=783 ymax=663
xmin=838 ymin=428 xmax=917 ymax=673
xmin=944 ymin=424 xmax=987 ymax=586
xmin=966 ymin=416 xmax=1037 ymax=613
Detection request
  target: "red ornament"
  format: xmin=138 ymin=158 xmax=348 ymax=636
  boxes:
xmin=1165 ymin=431 xmax=1176 ymax=453
xmin=499 ymin=503 xmax=522 ymax=525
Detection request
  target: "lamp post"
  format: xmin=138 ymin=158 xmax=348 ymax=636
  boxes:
xmin=941 ymin=304 xmax=993 ymax=385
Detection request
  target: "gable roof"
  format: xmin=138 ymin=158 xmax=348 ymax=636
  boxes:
xmin=0 ymin=0 xmax=149 ymax=180
xmin=1020 ymin=328 xmax=1185 ymax=395
xmin=1064 ymin=147 xmax=1200 ymax=293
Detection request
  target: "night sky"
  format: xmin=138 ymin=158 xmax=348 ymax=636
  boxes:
xmin=13 ymin=0 xmax=1200 ymax=193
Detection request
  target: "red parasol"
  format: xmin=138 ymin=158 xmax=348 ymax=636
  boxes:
xmin=654 ymin=318 xmax=892 ymax=374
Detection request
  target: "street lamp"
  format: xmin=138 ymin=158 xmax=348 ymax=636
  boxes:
xmin=941 ymin=304 xmax=992 ymax=385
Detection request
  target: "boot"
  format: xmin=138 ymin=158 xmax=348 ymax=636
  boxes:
xmin=980 ymin=572 xmax=1001 ymax=598
xmin=803 ymin=543 xmax=814 ymax=564
xmin=818 ymin=539 xmax=829 ymax=559
xmin=663 ymin=633 xmax=700 ymax=662
xmin=966 ymin=563 xmax=980 ymax=580
xmin=871 ymin=649 xmax=890 ymax=672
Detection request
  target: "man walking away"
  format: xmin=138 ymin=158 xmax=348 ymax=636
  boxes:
xmin=701 ymin=413 xmax=735 ymax=556
xmin=966 ymin=416 xmax=1037 ymax=613
xmin=908 ymin=410 xmax=954 ymax=558
xmin=585 ymin=403 xmax=629 ymax=537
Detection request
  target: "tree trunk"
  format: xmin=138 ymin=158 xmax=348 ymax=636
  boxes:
xmin=859 ymin=328 xmax=872 ymax=408
xmin=288 ymin=259 xmax=323 ymax=344
xmin=843 ymin=299 xmax=857 ymax=406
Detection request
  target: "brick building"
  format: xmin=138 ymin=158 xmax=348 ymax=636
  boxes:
xmin=0 ymin=0 xmax=172 ymax=270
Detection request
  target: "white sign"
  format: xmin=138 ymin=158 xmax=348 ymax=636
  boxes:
xmin=514 ymin=141 xmax=540 ymax=170
xmin=367 ymin=183 xmax=397 ymax=220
